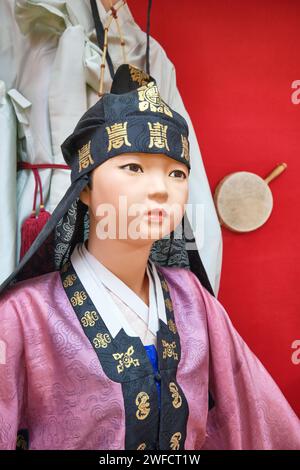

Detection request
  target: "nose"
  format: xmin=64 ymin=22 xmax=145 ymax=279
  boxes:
xmin=147 ymin=172 xmax=168 ymax=200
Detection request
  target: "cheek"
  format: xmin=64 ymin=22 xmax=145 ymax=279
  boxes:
xmin=180 ymin=186 xmax=189 ymax=205
xmin=170 ymin=183 xmax=188 ymax=206
xmin=89 ymin=183 xmax=139 ymax=223
xmin=168 ymin=184 xmax=188 ymax=225
xmin=89 ymin=184 xmax=118 ymax=218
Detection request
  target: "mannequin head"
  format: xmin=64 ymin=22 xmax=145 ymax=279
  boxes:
xmin=80 ymin=152 xmax=189 ymax=248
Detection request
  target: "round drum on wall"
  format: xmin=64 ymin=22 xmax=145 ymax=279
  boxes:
xmin=214 ymin=163 xmax=287 ymax=232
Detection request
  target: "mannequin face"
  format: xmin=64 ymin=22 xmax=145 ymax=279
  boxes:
xmin=80 ymin=152 xmax=189 ymax=245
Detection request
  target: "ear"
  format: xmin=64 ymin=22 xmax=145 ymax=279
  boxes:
xmin=79 ymin=185 xmax=91 ymax=206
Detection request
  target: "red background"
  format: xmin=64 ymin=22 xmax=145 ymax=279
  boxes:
xmin=130 ymin=0 xmax=300 ymax=415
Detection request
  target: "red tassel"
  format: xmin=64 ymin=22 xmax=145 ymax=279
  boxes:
xmin=20 ymin=207 xmax=51 ymax=260
xmin=20 ymin=168 xmax=51 ymax=260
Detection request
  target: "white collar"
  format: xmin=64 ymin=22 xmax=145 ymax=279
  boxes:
xmin=70 ymin=243 xmax=167 ymax=338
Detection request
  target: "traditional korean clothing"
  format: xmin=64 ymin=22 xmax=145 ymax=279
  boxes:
xmin=0 ymin=256 xmax=299 ymax=450
xmin=0 ymin=65 xmax=299 ymax=451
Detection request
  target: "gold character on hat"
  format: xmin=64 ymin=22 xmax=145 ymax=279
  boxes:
xmin=129 ymin=64 xmax=150 ymax=86
xmin=148 ymin=122 xmax=170 ymax=151
xmin=181 ymin=135 xmax=190 ymax=162
xmin=78 ymin=141 xmax=94 ymax=172
xmin=106 ymin=122 xmax=132 ymax=151
xmin=138 ymin=82 xmax=173 ymax=117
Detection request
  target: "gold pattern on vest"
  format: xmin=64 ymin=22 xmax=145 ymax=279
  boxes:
xmin=165 ymin=298 xmax=173 ymax=312
xmin=106 ymin=122 xmax=132 ymax=151
xmin=16 ymin=434 xmax=28 ymax=450
xmin=93 ymin=333 xmax=112 ymax=349
xmin=148 ymin=122 xmax=170 ymax=151
xmin=168 ymin=319 xmax=177 ymax=335
xmin=78 ymin=141 xmax=94 ymax=172
xmin=61 ymin=261 xmax=71 ymax=273
xmin=137 ymin=443 xmax=146 ymax=450
xmin=169 ymin=382 xmax=182 ymax=409
xmin=81 ymin=310 xmax=99 ymax=328
xmin=170 ymin=432 xmax=182 ymax=450
xmin=162 ymin=340 xmax=178 ymax=360
xmin=63 ymin=274 xmax=77 ymax=288
xmin=135 ymin=392 xmax=150 ymax=420
xmin=71 ymin=291 xmax=87 ymax=306
xmin=113 ymin=345 xmax=140 ymax=374
xmin=138 ymin=82 xmax=173 ymax=117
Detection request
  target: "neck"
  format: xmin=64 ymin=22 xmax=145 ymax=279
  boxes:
xmin=86 ymin=230 xmax=152 ymax=306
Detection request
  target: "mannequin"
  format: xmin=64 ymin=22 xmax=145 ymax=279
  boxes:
xmin=0 ymin=72 xmax=299 ymax=451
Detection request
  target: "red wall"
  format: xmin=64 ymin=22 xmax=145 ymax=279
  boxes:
xmin=130 ymin=0 xmax=300 ymax=415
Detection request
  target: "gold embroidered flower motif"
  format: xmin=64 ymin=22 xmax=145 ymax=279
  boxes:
xmin=165 ymin=298 xmax=173 ymax=312
xmin=162 ymin=340 xmax=178 ymax=361
xmin=112 ymin=345 xmax=140 ymax=374
xmin=71 ymin=290 xmax=87 ymax=306
xmin=170 ymin=432 xmax=182 ymax=450
xmin=81 ymin=310 xmax=99 ymax=328
xmin=169 ymin=382 xmax=182 ymax=409
xmin=63 ymin=274 xmax=77 ymax=288
xmin=135 ymin=391 xmax=150 ymax=420
xmin=168 ymin=319 xmax=177 ymax=335
xmin=93 ymin=333 xmax=111 ymax=349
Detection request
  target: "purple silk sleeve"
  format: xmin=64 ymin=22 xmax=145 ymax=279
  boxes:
xmin=160 ymin=266 xmax=300 ymax=450
xmin=0 ymin=267 xmax=299 ymax=449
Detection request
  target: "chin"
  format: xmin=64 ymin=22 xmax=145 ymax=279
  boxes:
xmin=139 ymin=226 xmax=172 ymax=241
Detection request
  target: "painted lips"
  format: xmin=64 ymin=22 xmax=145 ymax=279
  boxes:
xmin=146 ymin=208 xmax=167 ymax=222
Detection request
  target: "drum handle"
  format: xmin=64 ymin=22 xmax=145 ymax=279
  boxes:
xmin=264 ymin=162 xmax=287 ymax=185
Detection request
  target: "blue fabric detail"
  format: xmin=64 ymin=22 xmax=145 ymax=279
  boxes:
xmin=144 ymin=344 xmax=161 ymax=409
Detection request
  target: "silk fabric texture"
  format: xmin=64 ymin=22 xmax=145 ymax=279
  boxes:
xmin=0 ymin=264 xmax=299 ymax=449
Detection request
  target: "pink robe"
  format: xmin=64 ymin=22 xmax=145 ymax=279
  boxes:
xmin=0 ymin=266 xmax=299 ymax=449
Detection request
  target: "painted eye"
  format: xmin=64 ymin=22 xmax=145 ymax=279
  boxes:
xmin=170 ymin=170 xmax=187 ymax=179
xmin=121 ymin=164 xmax=143 ymax=173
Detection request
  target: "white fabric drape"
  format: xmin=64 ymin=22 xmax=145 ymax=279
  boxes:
xmin=0 ymin=81 xmax=17 ymax=283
